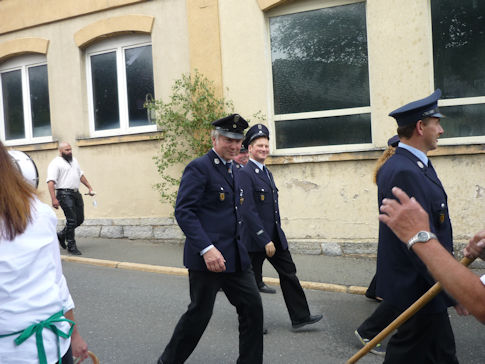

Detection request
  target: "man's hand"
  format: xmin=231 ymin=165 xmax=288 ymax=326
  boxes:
xmin=454 ymin=303 xmax=470 ymax=316
xmin=203 ymin=247 xmax=226 ymax=272
xmin=464 ymin=230 xmax=485 ymax=260
xmin=51 ymin=198 xmax=60 ymax=209
xmin=71 ymin=330 xmax=89 ymax=362
xmin=87 ymin=189 xmax=96 ymax=196
xmin=265 ymin=242 xmax=276 ymax=257
xmin=378 ymin=187 xmax=431 ymax=243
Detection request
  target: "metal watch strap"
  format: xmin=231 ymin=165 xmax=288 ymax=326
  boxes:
xmin=407 ymin=231 xmax=437 ymax=250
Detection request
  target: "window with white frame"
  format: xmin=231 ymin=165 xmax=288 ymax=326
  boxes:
xmin=431 ymin=0 xmax=485 ymax=140
xmin=86 ymin=34 xmax=155 ymax=136
xmin=0 ymin=54 xmax=52 ymax=145
xmin=268 ymin=0 xmax=371 ymax=151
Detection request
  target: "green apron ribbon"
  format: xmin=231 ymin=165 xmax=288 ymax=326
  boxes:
xmin=0 ymin=310 xmax=75 ymax=364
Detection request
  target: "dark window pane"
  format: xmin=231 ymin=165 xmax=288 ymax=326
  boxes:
xmin=270 ymin=2 xmax=369 ymax=115
xmin=439 ymin=104 xmax=485 ymax=138
xmin=275 ymin=114 xmax=371 ymax=149
xmin=91 ymin=52 xmax=120 ymax=130
xmin=29 ymin=65 xmax=51 ymax=137
xmin=432 ymin=0 xmax=485 ymax=98
xmin=1 ymin=70 xmax=25 ymax=140
xmin=125 ymin=45 xmax=154 ymax=127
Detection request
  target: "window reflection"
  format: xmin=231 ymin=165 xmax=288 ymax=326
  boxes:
xmin=270 ymin=2 xmax=369 ymax=115
xmin=432 ymin=0 xmax=485 ymax=99
xmin=1 ymin=70 xmax=25 ymax=140
xmin=91 ymin=52 xmax=120 ymax=130
xmin=275 ymin=114 xmax=371 ymax=149
xmin=29 ymin=65 xmax=51 ymax=137
xmin=269 ymin=2 xmax=371 ymax=148
xmin=125 ymin=45 xmax=154 ymax=127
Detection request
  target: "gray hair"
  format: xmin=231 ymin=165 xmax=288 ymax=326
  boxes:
xmin=211 ymin=129 xmax=221 ymax=139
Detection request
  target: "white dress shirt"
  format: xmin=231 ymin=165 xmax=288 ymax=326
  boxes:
xmin=0 ymin=198 xmax=74 ymax=363
xmin=46 ymin=156 xmax=83 ymax=189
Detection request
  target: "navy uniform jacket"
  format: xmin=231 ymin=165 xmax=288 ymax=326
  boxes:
xmin=174 ymin=150 xmax=251 ymax=272
xmin=239 ymin=160 xmax=288 ymax=252
xmin=376 ymin=147 xmax=455 ymax=313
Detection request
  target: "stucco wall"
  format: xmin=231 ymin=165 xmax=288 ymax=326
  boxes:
xmin=216 ymin=0 xmax=485 ymax=247
xmin=0 ymin=0 xmax=190 ymax=220
xmin=2 ymin=0 xmax=485 ymax=249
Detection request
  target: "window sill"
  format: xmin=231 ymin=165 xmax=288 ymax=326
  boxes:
xmin=266 ymin=143 xmax=485 ymax=165
xmin=77 ymin=131 xmax=163 ymax=147
xmin=5 ymin=141 xmax=58 ymax=152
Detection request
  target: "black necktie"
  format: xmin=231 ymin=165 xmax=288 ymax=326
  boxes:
xmin=227 ymin=162 xmax=233 ymax=178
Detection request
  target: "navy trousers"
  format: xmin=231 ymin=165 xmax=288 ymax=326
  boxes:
xmin=160 ymin=268 xmax=264 ymax=364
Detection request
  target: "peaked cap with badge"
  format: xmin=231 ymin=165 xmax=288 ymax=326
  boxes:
xmin=212 ymin=113 xmax=248 ymax=140
xmin=389 ymin=89 xmax=445 ymax=127
xmin=243 ymin=124 xmax=269 ymax=149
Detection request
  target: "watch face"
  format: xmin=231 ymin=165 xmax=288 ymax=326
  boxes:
xmin=417 ymin=231 xmax=429 ymax=241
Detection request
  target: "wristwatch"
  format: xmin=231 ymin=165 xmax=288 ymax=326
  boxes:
xmin=407 ymin=231 xmax=437 ymax=250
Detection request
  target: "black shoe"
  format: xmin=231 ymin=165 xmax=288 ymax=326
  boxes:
xmin=57 ymin=232 xmax=66 ymax=249
xmin=67 ymin=245 xmax=82 ymax=256
xmin=291 ymin=314 xmax=323 ymax=330
xmin=365 ymin=290 xmax=383 ymax=302
xmin=258 ymin=283 xmax=276 ymax=294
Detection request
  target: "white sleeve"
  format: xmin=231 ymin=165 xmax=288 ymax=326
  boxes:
xmin=46 ymin=160 xmax=58 ymax=183
xmin=48 ymin=207 xmax=75 ymax=311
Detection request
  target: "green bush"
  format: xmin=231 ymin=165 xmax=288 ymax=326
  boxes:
xmin=146 ymin=70 xmax=234 ymax=206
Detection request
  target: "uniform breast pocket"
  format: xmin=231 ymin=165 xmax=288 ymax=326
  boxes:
xmin=431 ymin=201 xmax=448 ymax=228
xmin=255 ymin=188 xmax=268 ymax=204
xmin=211 ymin=184 xmax=231 ymax=203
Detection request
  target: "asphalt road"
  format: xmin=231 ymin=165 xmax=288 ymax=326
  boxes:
xmin=64 ymin=261 xmax=485 ymax=364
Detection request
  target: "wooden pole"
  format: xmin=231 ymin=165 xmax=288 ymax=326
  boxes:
xmin=346 ymin=256 xmax=474 ymax=364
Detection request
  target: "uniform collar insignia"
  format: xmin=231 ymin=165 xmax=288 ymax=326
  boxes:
xmin=255 ymin=168 xmax=260 ymax=173
xmin=417 ymin=161 xmax=424 ymax=169
xmin=214 ymin=158 xmax=220 ymax=165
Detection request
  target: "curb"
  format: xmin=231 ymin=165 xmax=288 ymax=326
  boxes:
xmin=61 ymin=255 xmax=367 ymax=296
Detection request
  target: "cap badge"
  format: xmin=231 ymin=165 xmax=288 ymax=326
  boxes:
xmin=417 ymin=161 xmax=424 ymax=169
xmin=214 ymin=158 xmax=220 ymax=165
xmin=234 ymin=114 xmax=240 ymax=122
xmin=258 ymin=124 xmax=262 ymax=129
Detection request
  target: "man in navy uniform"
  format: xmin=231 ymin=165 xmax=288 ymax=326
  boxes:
xmin=158 ymin=114 xmax=263 ymax=364
xmin=376 ymin=89 xmax=464 ymax=363
xmin=239 ymin=124 xmax=322 ymax=330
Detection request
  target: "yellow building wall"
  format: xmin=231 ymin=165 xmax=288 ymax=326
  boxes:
xmin=1 ymin=0 xmax=485 ymax=247
xmin=0 ymin=0 xmax=190 ymax=220
xmin=0 ymin=0 xmax=149 ymax=35
xmin=215 ymin=0 xmax=485 ymax=247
